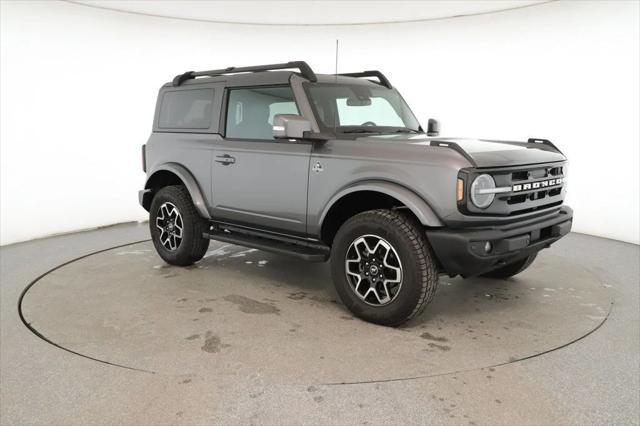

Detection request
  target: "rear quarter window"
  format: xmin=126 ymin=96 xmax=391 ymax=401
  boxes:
xmin=158 ymin=88 xmax=214 ymax=129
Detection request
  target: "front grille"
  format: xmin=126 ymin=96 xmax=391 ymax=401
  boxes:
xmin=507 ymin=186 xmax=561 ymax=205
xmin=507 ymin=194 xmax=528 ymax=205
xmin=461 ymin=162 xmax=566 ymax=217
xmin=511 ymin=166 xmax=563 ymax=182
xmin=511 ymin=171 xmax=529 ymax=181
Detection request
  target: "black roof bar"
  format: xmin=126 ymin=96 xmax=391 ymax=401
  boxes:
xmin=172 ymin=61 xmax=317 ymax=86
xmin=339 ymin=71 xmax=392 ymax=89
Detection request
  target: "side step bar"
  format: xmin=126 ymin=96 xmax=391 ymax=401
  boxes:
xmin=203 ymin=223 xmax=330 ymax=262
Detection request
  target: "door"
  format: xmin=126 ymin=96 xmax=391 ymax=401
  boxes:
xmin=211 ymin=86 xmax=312 ymax=236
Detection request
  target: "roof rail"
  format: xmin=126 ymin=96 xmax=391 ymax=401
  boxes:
xmin=172 ymin=61 xmax=317 ymax=86
xmin=338 ymin=71 xmax=392 ymax=89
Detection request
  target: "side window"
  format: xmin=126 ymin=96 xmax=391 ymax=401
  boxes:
xmin=158 ymin=88 xmax=214 ymax=129
xmin=226 ymin=86 xmax=298 ymax=140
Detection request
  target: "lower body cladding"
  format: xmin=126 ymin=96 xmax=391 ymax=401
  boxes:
xmin=426 ymin=206 xmax=573 ymax=277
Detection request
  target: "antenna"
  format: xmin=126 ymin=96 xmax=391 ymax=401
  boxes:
xmin=334 ymin=39 xmax=339 ymax=134
xmin=335 ymin=39 xmax=339 ymax=76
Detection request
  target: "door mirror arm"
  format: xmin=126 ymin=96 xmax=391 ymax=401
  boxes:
xmin=302 ymin=131 xmax=331 ymax=143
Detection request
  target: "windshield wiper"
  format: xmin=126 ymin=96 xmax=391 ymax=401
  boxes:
xmin=341 ymin=129 xmax=381 ymax=134
xmin=391 ymin=128 xmax=422 ymax=134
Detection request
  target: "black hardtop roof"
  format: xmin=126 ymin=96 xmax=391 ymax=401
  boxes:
xmin=164 ymin=61 xmax=392 ymax=89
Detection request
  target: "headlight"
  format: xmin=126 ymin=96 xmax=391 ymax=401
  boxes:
xmin=470 ymin=174 xmax=496 ymax=209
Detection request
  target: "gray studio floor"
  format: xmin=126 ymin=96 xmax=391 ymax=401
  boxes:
xmin=1 ymin=222 xmax=638 ymax=425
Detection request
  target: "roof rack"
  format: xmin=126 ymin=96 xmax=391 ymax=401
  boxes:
xmin=172 ymin=61 xmax=318 ymax=86
xmin=338 ymin=71 xmax=392 ymax=89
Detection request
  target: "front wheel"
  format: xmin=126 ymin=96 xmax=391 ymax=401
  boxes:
xmin=331 ymin=209 xmax=439 ymax=326
xmin=480 ymin=253 xmax=537 ymax=279
xmin=149 ymin=185 xmax=209 ymax=266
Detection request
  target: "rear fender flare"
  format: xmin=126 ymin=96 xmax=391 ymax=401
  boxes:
xmin=144 ymin=162 xmax=210 ymax=219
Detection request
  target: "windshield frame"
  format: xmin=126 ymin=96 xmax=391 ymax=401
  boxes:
xmin=302 ymin=81 xmax=423 ymax=137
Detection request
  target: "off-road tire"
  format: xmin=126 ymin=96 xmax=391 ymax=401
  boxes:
xmin=331 ymin=209 xmax=439 ymax=326
xmin=149 ymin=185 xmax=209 ymax=266
xmin=481 ymin=253 xmax=537 ymax=279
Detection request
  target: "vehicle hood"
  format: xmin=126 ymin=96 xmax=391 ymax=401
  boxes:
xmin=359 ymin=134 xmax=567 ymax=168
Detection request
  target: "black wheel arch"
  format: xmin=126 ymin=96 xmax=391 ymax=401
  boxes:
xmin=141 ymin=163 xmax=210 ymax=220
xmin=319 ymin=183 xmax=443 ymax=246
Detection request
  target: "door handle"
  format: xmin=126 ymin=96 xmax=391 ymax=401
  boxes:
xmin=215 ymin=154 xmax=236 ymax=165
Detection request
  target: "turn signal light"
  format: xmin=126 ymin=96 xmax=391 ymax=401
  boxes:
xmin=457 ymin=178 xmax=464 ymax=202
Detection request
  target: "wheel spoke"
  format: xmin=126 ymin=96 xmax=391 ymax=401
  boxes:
xmin=353 ymin=238 xmax=371 ymax=258
xmin=363 ymin=287 xmax=375 ymax=301
xmin=381 ymin=281 xmax=392 ymax=301
xmin=168 ymin=206 xmax=177 ymax=220
xmin=370 ymin=239 xmax=389 ymax=256
xmin=353 ymin=275 xmax=364 ymax=293
xmin=383 ymin=250 xmax=402 ymax=283
xmin=345 ymin=265 xmax=360 ymax=277
xmin=376 ymin=291 xmax=390 ymax=304
xmin=160 ymin=230 xmax=170 ymax=246
xmin=366 ymin=287 xmax=389 ymax=305
xmin=174 ymin=220 xmax=183 ymax=237
xmin=155 ymin=207 xmax=166 ymax=233
xmin=384 ymin=267 xmax=402 ymax=283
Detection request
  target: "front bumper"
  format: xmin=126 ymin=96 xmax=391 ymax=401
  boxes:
xmin=426 ymin=206 xmax=573 ymax=277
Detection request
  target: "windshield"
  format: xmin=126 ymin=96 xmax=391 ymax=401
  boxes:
xmin=306 ymin=83 xmax=421 ymax=134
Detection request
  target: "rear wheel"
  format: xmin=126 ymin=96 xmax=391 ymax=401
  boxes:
xmin=481 ymin=253 xmax=537 ymax=279
xmin=149 ymin=185 xmax=209 ymax=266
xmin=331 ymin=209 xmax=439 ymax=326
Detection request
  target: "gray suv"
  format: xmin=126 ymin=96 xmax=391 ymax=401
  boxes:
xmin=139 ymin=61 xmax=572 ymax=326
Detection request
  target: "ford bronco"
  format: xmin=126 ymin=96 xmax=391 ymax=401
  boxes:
xmin=139 ymin=61 xmax=572 ymax=326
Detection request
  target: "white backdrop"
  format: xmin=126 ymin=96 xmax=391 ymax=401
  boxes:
xmin=1 ymin=0 xmax=638 ymax=245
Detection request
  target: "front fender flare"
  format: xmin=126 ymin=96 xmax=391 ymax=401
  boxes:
xmin=318 ymin=181 xmax=444 ymax=230
xmin=143 ymin=162 xmax=210 ymax=219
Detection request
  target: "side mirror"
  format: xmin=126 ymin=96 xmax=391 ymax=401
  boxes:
xmin=273 ymin=114 xmax=312 ymax=139
xmin=427 ymin=118 xmax=440 ymax=137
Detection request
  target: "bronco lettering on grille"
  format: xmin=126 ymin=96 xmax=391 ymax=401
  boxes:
xmin=512 ymin=177 xmax=563 ymax=193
